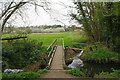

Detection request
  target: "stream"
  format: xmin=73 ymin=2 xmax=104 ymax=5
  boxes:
xmin=67 ymin=49 xmax=120 ymax=76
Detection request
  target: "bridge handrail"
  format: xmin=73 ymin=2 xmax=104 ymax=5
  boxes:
xmin=47 ymin=38 xmax=57 ymax=58
xmin=62 ymin=38 xmax=66 ymax=68
xmin=47 ymin=38 xmax=57 ymax=51
xmin=46 ymin=38 xmax=58 ymax=69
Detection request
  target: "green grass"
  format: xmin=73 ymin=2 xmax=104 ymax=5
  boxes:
xmin=94 ymin=69 xmax=120 ymax=78
xmin=2 ymin=72 xmax=39 ymax=79
xmin=66 ymin=69 xmax=86 ymax=77
xmin=37 ymin=69 xmax=47 ymax=75
xmin=82 ymin=44 xmax=119 ymax=63
xmin=2 ymin=34 xmax=18 ymax=38
xmin=28 ymin=32 xmax=88 ymax=47
xmin=2 ymin=32 xmax=88 ymax=48
xmin=2 ymin=69 xmax=47 ymax=79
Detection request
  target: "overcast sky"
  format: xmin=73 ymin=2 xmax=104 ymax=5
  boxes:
xmin=2 ymin=0 xmax=118 ymax=27
xmin=5 ymin=0 xmax=78 ymax=27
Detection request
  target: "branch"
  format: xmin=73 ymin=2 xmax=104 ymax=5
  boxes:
xmin=1 ymin=2 xmax=27 ymax=32
xmin=1 ymin=36 xmax=27 ymax=40
xmin=0 ymin=1 xmax=14 ymax=19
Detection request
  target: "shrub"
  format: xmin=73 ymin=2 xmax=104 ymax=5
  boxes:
xmin=82 ymin=44 xmax=119 ymax=63
xmin=2 ymin=39 xmax=44 ymax=70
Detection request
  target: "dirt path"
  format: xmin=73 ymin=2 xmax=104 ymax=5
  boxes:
xmin=41 ymin=46 xmax=78 ymax=78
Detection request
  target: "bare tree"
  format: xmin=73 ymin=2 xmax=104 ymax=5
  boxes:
xmin=0 ymin=0 xmax=50 ymax=34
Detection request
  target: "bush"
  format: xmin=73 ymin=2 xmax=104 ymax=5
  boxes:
xmin=66 ymin=69 xmax=86 ymax=77
xmin=2 ymin=39 xmax=44 ymax=70
xmin=82 ymin=44 xmax=119 ymax=63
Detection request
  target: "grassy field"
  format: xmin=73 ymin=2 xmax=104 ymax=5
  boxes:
xmin=28 ymin=32 xmax=87 ymax=47
xmin=2 ymin=31 xmax=88 ymax=48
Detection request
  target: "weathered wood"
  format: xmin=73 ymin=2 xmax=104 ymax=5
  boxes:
xmin=46 ymin=39 xmax=57 ymax=69
xmin=62 ymin=38 xmax=65 ymax=50
xmin=1 ymin=36 xmax=27 ymax=40
xmin=47 ymin=39 xmax=57 ymax=58
xmin=47 ymin=39 xmax=57 ymax=51
xmin=62 ymin=38 xmax=66 ymax=69
xmin=47 ymin=47 xmax=57 ymax=69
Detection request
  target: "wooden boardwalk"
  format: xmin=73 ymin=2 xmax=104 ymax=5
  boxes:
xmin=41 ymin=46 xmax=78 ymax=78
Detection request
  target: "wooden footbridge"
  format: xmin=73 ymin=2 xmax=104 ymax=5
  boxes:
xmin=41 ymin=38 xmax=78 ymax=78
